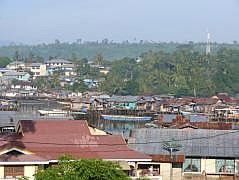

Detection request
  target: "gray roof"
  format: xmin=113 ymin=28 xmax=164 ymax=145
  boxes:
xmin=30 ymin=63 xmax=43 ymax=67
xmin=4 ymin=71 xmax=29 ymax=76
xmin=108 ymin=95 xmax=139 ymax=103
xmin=46 ymin=58 xmax=72 ymax=64
xmin=7 ymin=61 xmax=24 ymax=65
xmin=128 ymin=128 xmax=239 ymax=158
xmin=140 ymin=96 xmax=155 ymax=101
xmin=62 ymin=64 xmax=75 ymax=69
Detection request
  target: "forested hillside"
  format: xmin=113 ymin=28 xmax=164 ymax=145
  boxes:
xmin=0 ymin=41 xmax=239 ymax=60
xmin=100 ymin=48 xmax=239 ymax=97
xmin=1 ymin=41 xmax=239 ymax=97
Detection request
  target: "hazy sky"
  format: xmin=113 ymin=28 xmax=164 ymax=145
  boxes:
xmin=0 ymin=0 xmax=239 ymax=44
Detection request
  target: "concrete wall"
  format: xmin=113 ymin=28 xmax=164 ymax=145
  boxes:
xmin=39 ymin=65 xmax=47 ymax=76
xmin=31 ymin=64 xmax=47 ymax=76
xmin=201 ymin=158 xmax=216 ymax=174
xmin=173 ymin=166 xmax=182 ymax=180
xmin=24 ymin=165 xmax=37 ymax=180
xmin=236 ymin=159 xmax=239 ymax=174
xmin=159 ymin=163 xmax=173 ymax=180
xmin=0 ymin=166 xmax=4 ymax=179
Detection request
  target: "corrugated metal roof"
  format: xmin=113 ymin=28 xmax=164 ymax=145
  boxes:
xmin=0 ymin=120 xmax=150 ymax=161
xmin=4 ymin=71 xmax=29 ymax=76
xmin=46 ymin=58 xmax=71 ymax=64
xmin=128 ymin=128 xmax=239 ymax=158
xmin=108 ymin=95 xmax=139 ymax=103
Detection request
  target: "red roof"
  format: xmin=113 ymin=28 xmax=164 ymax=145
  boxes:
xmin=0 ymin=120 xmax=150 ymax=161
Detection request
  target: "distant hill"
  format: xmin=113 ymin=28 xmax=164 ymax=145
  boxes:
xmin=0 ymin=41 xmax=239 ymax=61
xmin=0 ymin=40 xmax=11 ymax=46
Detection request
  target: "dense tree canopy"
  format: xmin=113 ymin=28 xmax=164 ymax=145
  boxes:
xmin=35 ymin=156 xmax=130 ymax=180
xmin=101 ymin=48 xmax=239 ymax=97
xmin=0 ymin=57 xmax=11 ymax=68
xmin=1 ymin=41 xmax=238 ymax=61
xmin=2 ymin=41 xmax=239 ymax=97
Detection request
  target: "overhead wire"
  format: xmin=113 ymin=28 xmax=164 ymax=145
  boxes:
xmin=0 ymin=129 xmax=238 ymax=146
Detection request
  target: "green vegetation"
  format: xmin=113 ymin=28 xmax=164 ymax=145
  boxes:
xmin=1 ymin=41 xmax=239 ymax=61
xmin=35 ymin=156 xmax=130 ymax=180
xmin=33 ymin=76 xmax=61 ymax=90
xmin=68 ymin=81 xmax=88 ymax=92
xmin=101 ymin=48 xmax=239 ymax=97
xmin=0 ymin=57 xmax=11 ymax=68
xmin=2 ymin=41 xmax=239 ymax=97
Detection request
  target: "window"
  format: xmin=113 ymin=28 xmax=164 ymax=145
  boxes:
xmin=183 ymin=158 xmax=201 ymax=172
xmin=172 ymin=163 xmax=182 ymax=168
xmin=138 ymin=164 xmax=160 ymax=176
xmin=4 ymin=166 xmax=24 ymax=178
xmin=216 ymin=159 xmax=235 ymax=174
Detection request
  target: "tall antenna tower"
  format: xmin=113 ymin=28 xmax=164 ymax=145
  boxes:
xmin=206 ymin=32 xmax=211 ymax=55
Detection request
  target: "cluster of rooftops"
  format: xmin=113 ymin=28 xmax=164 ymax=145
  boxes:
xmin=0 ymin=119 xmax=238 ymax=163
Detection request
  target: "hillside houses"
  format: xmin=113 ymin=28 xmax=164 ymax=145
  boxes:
xmin=2 ymin=71 xmax=30 ymax=82
xmin=45 ymin=58 xmax=76 ymax=76
xmin=6 ymin=61 xmax=25 ymax=70
xmin=25 ymin=63 xmax=47 ymax=78
xmin=69 ymin=94 xmax=239 ymax=114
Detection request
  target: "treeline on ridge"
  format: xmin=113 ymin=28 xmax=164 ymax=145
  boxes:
xmin=100 ymin=48 xmax=239 ymax=97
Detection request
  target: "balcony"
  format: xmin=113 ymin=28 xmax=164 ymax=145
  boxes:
xmin=130 ymin=162 xmax=162 ymax=180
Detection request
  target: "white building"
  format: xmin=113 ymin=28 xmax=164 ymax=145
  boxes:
xmin=26 ymin=63 xmax=47 ymax=78
xmin=6 ymin=61 xmax=25 ymax=70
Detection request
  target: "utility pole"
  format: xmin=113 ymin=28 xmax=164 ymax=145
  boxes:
xmin=206 ymin=32 xmax=211 ymax=55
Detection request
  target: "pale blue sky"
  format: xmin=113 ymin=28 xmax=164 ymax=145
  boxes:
xmin=0 ymin=0 xmax=239 ymax=44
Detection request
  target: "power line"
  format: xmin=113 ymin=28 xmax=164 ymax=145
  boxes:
xmin=0 ymin=129 xmax=238 ymax=146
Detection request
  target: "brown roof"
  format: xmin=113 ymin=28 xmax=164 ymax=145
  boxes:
xmin=162 ymin=115 xmax=234 ymax=130
xmin=0 ymin=120 xmax=150 ymax=161
xmin=150 ymin=154 xmax=185 ymax=163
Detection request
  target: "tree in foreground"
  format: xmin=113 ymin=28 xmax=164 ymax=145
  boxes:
xmin=35 ymin=156 xmax=130 ymax=180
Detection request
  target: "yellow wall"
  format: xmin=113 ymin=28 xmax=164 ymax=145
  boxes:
xmin=89 ymin=127 xmax=107 ymax=135
xmin=173 ymin=166 xmax=182 ymax=180
xmin=24 ymin=165 xmax=37 ymax=180
xmin=159 ymin=163 xmax=177 ymax=180
xmin=236 ymin=159 xmax=239 ymax=174
xmin=31 ymin=64 xmax=47 ymax=76
xmin=0 ymin=166 xmax=4 ymax=179
xmin=39 ymin=64 xmax=47 ymax=76
xmin=201 ymin=158 xmax=216 ymax=174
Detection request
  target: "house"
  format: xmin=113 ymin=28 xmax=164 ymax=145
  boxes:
xmin=137 ymin=96 xmax=156 ymax=111
xmin=45 ymin=58 xmax=72 ymax=67
xmin=108 ymin=96 xmax=139 ymax=109
xmin=0 ymin=120 xmax=161 ymax=179
xmin=62 ymin=64 xmax=76 ymax=76
xmin=3 ymin=71 xmax=30 ymax=82
xmin=92 ymin=95 xmax=110 ymax=110
xmin=6 ymin=61 xmax=25 ymax=70
xmin=45 ymin=58 xmax=75 ymax=75
xmin=128 ymin=128 xmax=239 ymax=180
xmin=99 ymin=66 xmax=110 ymax=75
xmin=25 ymin=63 xmax=47 ymax=78
xmin=0 ymin=68 xmax=12 ymax=77
xmin=71 ymin=98 xmax=93 ymax=111
xmin=10 ymin=81 xmax=37 ymax=91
